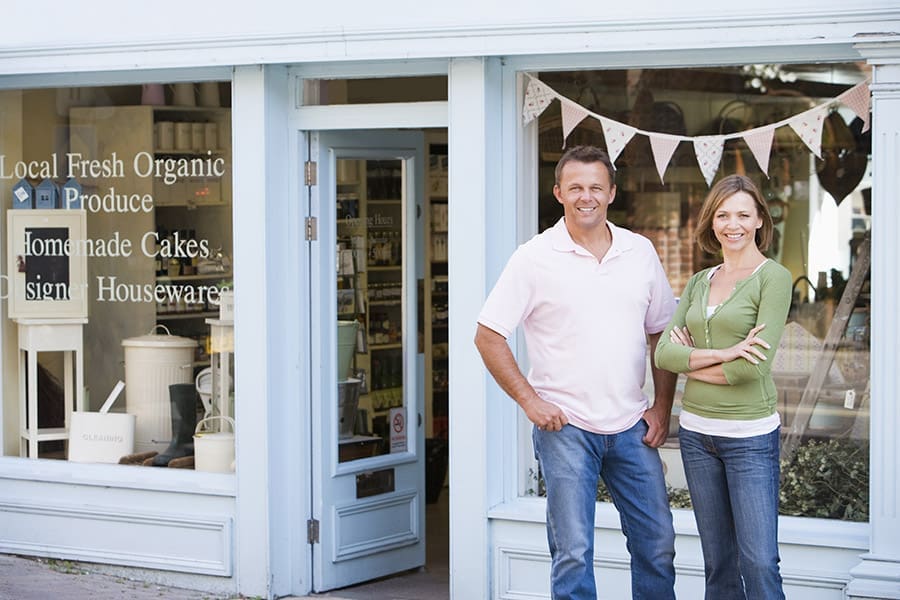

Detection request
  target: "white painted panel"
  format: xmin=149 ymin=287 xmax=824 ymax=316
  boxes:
xmin=0 ymin=472 xmax=236 ymax=592
xmin=0 ymin=500 xmax=231 ymax=576
xmin=490 ymin=502 xmax=864 ymax=599
xmin=333 ymin=490 xmax=418 ymax=561
xmin=498 ymin=547 xmax=550 ymax=599
xmin=495 ymin=539 xmax=692 ymax=600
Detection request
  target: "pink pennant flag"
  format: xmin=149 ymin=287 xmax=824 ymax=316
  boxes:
xmin=789 ymin=106 xmax=828 ymax=158
xmin=693 ymin=136 xmax=725 ymax=187
xmin=742 ymin=127 xmax=776 ymax=176
xmin=838 ymin=81 xmax=871 ymax=133
xmin=522 ymin=78 xmax=555 ymax=125
xmin=599 ymin=116 xmax=637 ymax=167
xmin=560 ymin=100 xmax=590 ymax=148
xmin=649 ymin=134 xmax=680 ymax=184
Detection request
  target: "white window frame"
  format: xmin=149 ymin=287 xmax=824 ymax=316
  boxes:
xmin=0 ymin=66 xmax=232 ymax=493
xmin=493 ymin=51 xmax=871 ymax=554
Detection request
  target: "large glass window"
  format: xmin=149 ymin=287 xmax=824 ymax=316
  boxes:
xmin=0 ymin=82 xmax=234 ymax=473
xmin=529 ymin=63 xmax=871 ymax=521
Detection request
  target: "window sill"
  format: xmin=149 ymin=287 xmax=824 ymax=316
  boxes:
xmin=0 ymin=456 xmax=236 ymax=497
xmin=488 ymin=496 xmax=869 ymax=551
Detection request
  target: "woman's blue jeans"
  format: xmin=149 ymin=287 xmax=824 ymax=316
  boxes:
xmin=678 ymin=426 xmax=785 ymax=600
xmin=533 ymin=420 xmax=676 ymax=600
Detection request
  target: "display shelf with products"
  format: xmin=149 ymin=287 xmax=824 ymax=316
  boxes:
xmin=151 ymin=108 xmax=233 ymax=351
xmin=424 ymin=138 xmax=449 ymax=439
xmin=150 ymin=106 xmax=231 ymax=208
xmin=68 ymin=104 xmax=233 ymax=404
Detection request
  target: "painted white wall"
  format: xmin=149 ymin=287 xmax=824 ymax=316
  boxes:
xmin=2 ymin=3 xmax=899 ymax=75
xmin=4 ymin=0 xmax=900 ymax=47
xmin=232 ymin=63 xmax=317 ymax=598
xmin=447 ymin=56 xmax=506 ymax=600
xmin=846 ymin=49 xmax=900 ymax=600
xmin=230 ymin=65 xmax=272 ymax=597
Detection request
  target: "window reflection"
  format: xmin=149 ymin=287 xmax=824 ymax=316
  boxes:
xmin=533 ymin=64 xmax=871 ymax=520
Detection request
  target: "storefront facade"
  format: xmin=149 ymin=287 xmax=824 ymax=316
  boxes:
xmin=1 ymin=3 xmax=900 ymax=599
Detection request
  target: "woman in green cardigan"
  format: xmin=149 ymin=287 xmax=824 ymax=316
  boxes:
xmin=655 ymin=174 xmax=792 ymax=600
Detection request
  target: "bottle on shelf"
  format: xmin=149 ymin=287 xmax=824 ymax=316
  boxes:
xmin=167 ymin=257 xmax=181 ymax=278
xmin=180 ymin=229 xmax=193 ymax=275
xmin=189 ymin=229 xmax=199 ymax=273
xmin=154 ymin=226 xmax=164 ymax=276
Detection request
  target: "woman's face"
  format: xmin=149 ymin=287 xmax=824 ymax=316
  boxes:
xmin=712 ymin=191 xmax=762 ymax=252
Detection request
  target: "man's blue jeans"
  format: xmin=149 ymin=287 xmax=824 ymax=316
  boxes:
xmin=678 ymin=426 xmax=785 ymax=600
xmin=533 ymin=420 xmax=676 ymax=600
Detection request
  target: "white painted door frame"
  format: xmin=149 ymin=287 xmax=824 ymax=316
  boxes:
xmin=285 ymin=66 xmax=447 ymax=596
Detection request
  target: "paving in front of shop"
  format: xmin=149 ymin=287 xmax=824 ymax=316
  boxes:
xmin=0 ymin=553 xmax=226 ymax=600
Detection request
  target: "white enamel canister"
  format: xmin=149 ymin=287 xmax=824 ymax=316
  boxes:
xmin=122 ymin=326 xmax=196 ymax=453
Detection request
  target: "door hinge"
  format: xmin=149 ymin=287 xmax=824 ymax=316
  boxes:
xmin=307 ymin=518 xmax=320 ymax=544
xmin=305 ymin=216 xmax=318 ymax=241
xmin=304 ymin=160 xmax=317 ymax=186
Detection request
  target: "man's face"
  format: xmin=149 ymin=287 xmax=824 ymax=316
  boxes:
xmin=553 ymin=160 xmax=616 ymax=230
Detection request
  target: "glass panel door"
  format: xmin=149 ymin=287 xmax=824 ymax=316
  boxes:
xmin=310 ymin=130 xmax=425 ymax=592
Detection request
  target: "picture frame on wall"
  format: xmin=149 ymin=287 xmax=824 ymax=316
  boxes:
xmin=6 ymin=209 xmax=89 ymax=320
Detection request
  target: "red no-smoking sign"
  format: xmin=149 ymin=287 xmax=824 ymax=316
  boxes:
xmin=389 ymin=408 xmax=407 ymax=453
xmin=392 ymin=412 xmax=405 ymax=433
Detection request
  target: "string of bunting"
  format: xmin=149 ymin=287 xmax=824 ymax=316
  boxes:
xmin=522 ymin=73 xmax=871 ymax=187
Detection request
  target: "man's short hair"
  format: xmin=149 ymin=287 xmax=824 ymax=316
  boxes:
xmin=554 ymin=145 xmax=616 ymax=186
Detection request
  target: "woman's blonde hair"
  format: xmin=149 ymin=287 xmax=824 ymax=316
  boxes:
xmin=695 ymin=174 xmax=774 ymax=255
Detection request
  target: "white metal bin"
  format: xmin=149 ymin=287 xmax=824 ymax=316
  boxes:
xmin=122 ymin=326 xmax=196 ymax=453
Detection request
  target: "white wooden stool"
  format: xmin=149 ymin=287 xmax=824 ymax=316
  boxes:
xmin=16 ymin=318 xmax=87 ymax=458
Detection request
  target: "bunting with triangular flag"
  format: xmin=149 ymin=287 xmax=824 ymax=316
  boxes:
xmin=599 ymin=116 xmax=637 ymax=167
xmin=521 ymin=73 xmax=871 ymax=187
xmin=522 ymin=78 xmax=555 ymax=125
xmin=838 ymin=81 xmax=871 ymax=133
xmin=561 ymin=100 xmax=590 ymax=148
xmin=693 ymin=136 xmax=725 ymax=187
xmin=743 ymin=127 xmax=776 ymax=176
xmin=649 ymin=135 xmax=681 ymax=184
xmin=789 ymin=106 xmax=829 ymax=158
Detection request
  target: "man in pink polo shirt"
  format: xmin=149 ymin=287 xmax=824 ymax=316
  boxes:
xmin=475 ymin=146 xmax=677 ymax=600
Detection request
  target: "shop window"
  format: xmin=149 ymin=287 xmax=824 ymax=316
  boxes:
xmin=302 ymin=76 xmax=448 ymax=105
xmin=0 ymin=82 xmax=235 ymax=473
xmin=527 ymin=63 xmax=871 ymax=521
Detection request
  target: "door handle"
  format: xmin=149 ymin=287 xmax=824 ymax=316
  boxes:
xmin=418 ymin=413 xmax=423 ymax=427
